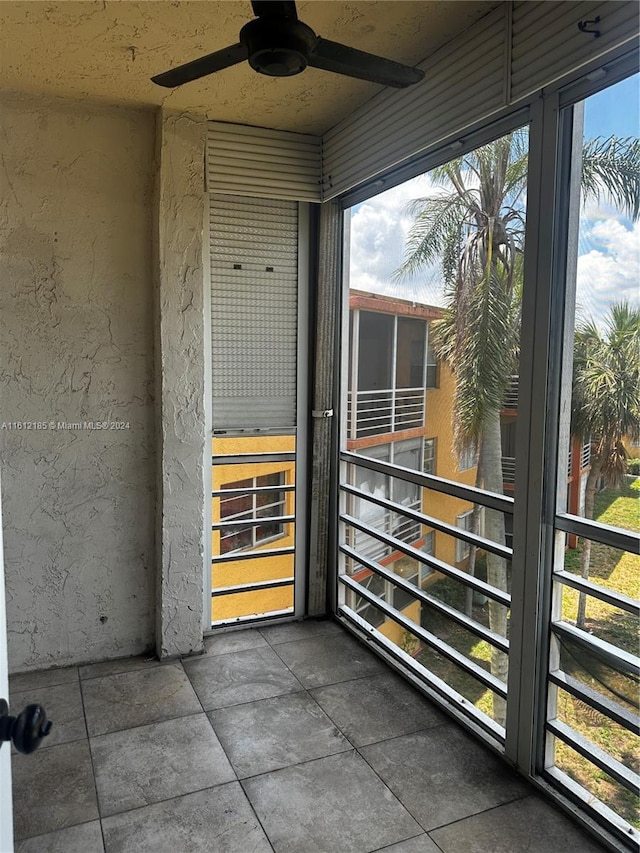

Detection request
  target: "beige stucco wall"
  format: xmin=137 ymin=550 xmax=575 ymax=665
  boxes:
xmin=0 ymin=92 xmax=156 ymax=670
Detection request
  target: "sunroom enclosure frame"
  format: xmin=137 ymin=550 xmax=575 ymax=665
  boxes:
xmin=326 ymin=50 xmax=639 ymax=853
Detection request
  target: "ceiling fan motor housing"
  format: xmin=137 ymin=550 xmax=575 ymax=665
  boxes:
xmin=240 ymin=17 xmax=316 ymax=77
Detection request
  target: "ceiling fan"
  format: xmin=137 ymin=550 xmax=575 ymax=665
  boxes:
xmin=151 ymin=1 xmax=425 ymax=89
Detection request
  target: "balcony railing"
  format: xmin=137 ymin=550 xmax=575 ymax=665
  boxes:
xmin=348 ymin=387 xmax=425 ymax=439
xmin=349 ymin=501 xmax=422 ymax=562
xmin=503 ymin=451 xmax=573 ymax=485
xmin=502 ymin=375 xmax=519 ymax=410
xmin=501 ymin=456 xmax=516 ymax=485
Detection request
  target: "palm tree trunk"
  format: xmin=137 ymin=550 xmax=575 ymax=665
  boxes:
xmin=576 ymin=456 xmax=603 ymax=629
xmin=479 ymin=407 xmax=508 ymax=727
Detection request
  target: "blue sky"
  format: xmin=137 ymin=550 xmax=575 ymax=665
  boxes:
xmin=349 ymin=73 xmax=639 ymax=323
xmin=584 ymin=74 xmax=639 ymax=139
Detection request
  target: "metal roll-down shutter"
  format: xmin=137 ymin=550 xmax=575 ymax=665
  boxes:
xmin=210 ymin=193 xmax=299 ymax=431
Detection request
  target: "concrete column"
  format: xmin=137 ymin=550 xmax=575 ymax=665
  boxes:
xmin=155 ymin=110 xmax=207 ymax=657
xmin=308 ymin=201 xmax=343 ymax=615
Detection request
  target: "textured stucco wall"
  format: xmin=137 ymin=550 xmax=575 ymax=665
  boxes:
xmin=155 ymin=111 xmax=207 ymax=658
xmin=0 ymin=92 xmax=156 ymax=670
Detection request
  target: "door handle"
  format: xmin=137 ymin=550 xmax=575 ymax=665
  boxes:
xmin=0 ymin=698 xmax=52 ymax=754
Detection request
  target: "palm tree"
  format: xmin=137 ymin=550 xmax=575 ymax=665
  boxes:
xmin=395 ymin=132 xmax=639 ymax=725
xmin=572 ymin=303 xmax=640 ymax=629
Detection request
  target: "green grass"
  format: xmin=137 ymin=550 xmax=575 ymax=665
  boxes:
xmin=415 ymin=481 xmax=639 ymax=826
xmin=556 ymin=478 xmax=639 ymax=827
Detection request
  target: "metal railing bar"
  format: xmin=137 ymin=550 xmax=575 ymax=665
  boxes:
xmin=342 ymin=513 xmax=511 ymax=607
xmin=341 ymin=451 xmax=514 ymax=514
xmin=212 ymin=515 xmax=294 ymax=530
xmin=552 ymin=621 xmax=640 ymax=677
xmin=340 ymin=574 xmax=507 ymax=698
xmin=547 ymin=718 xmax=640 ymax=794
xmin=213 ymin=485 xmax=295 ymax=497
xmin=553 ymin=571 xmax=640 ymax=617
xmin=548 ymin=669 xmax=640 ymax=735
xmin=212 ymin=452 xmax=296 ymax=465
xmin=211 ymin=606 xmax=294 ymax=627
xmin=212 ymin=546 xmax=295 ymax=564
xmin=341 ymin=483 xmax=513 ymax=560
xmin=212 ymin=427 xmax=297 ymax=436
xmin=340 ymin=543 xmax=509 ymax=653
xmin=339 ymin=605 xmax=505 ymax=742
xmin=555 ymin=513 xmax=640 ymax=554
xmin=211 ymin=577 xmax=294 ymax=596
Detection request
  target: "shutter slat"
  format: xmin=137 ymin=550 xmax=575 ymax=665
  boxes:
xmin=207 ymin=122 xmax=321 ymax=202
xmin=322 ymin=7 xmax=507 ymax=199
xmin=211 ymin=194 xmax=298 ymax=430
xmin=510 ymin=1 xmax=639 ymax=101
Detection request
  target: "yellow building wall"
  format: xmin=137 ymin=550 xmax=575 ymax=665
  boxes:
xmin=422 ymin=362 xmax=476 ymax=570
xmin=211 ymin=435 xmax=296 ymax=623
xmin=623 ymin=435 xmax=640 ymax=460
xmin=379 ymin=600 xmax=421 ymax=648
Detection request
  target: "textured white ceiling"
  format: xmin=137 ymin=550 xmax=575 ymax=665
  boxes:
xmin=0 ymin=1 xmax=500 ymax=134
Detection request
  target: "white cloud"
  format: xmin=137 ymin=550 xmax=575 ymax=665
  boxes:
xmin=348 ymin=175 xmax=448 ymax=307
xmin=347 ymin=180 xmax=639 ymax=324
xmin=576 ymin=212 xmax=640 ymax=327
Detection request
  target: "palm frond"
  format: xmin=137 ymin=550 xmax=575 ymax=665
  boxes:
xmin=581 ymin=136 xmax=640 ymax=221
xmin=572 ymin=301 xmax=640 ymax=483
xmin=395 ymin=194 xmax=469 ymax=280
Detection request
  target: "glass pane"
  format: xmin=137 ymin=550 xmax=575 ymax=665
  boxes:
xmin=212 ymin=435 xmax=295 ymax=622
xmin=396 ymin=317 xmax=426 ymax=388
xmin=344 ymin=126 xmax=528 ymax=733
xmin=553 ymin=740 xmax=640 ymax=830
xmin=549 ymin=72 xmax=640 ymax=835
xmin=558 ymin=581 xmax=639 ymax=657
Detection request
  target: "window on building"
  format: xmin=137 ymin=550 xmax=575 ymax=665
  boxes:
xmin=455 ymin=510 xmax=473 ymax=562
xmin=354 ymin=570 xmax=386 ymax=628
xmin=425 ymin=339 xmax=439 ymax=388
xmin=219 ymin=473 xmax=286 ymax=554
xmin=423 ymin=438 xmax=436 ymax=475
xmin=419 ymin=531 xmax=435 ymax=585
xmin=391 ymin=438 xmax=422 ymax=542
xmin=458 ymin=443 xmax=478 ymax=471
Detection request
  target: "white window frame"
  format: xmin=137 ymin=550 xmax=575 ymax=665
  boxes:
xmin=219 ymin=473 xmax=286 ymax=554
xmin=423 ymin=438 xmax=436 ymax=475
xmin=455 ymin=510 xmax=473 ymax=563
xmin=458 ymin=443 xmax=478 ymax=472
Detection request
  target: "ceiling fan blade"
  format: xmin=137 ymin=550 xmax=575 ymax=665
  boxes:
xmin=308 ymin=38 xmax=424 ymax=88
xmin=251 ymin=1 xmax=298 ymax=18
xmin=151 ymin=43 xmax=248 ymax=88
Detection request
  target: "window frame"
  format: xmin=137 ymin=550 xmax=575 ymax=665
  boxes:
xmin=219 ymin=472 xmax=287 ymax=554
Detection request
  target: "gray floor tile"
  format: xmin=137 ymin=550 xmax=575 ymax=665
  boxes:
xmin=10 ymin=681 xmax=86 ymax=749
xmin=102 ymin=783 xmax=272 ymax=853
xmin=243 ymin=751 xmax=421 ymax=853
xmin=79 ymin=654 xmax=160 ymax=681
xmin=209 ymin=692 xmax=350 ymax=778
xmin=311 ymin=672 xmax=446 ymax=747
xmin=430 ymin=795 xmax=608 ymax=852
xmin=204 ymin=628 xmax=268 ymax=656
xmin=373 ymin=835 xmax=441 ymax=852
xmin=183 ymin=645 xmax=302 ymax=710
xmin=15 ymin=820 xmax=104 ymax=853
xmin=91 ymin=713 xmax=235 ymax=816
xmin=9 ymin=665 xmax=78 ymax=693
xmin=258 ymin=618 xmax=342 ymax=645
xmin=82 ymin=662 xmax=201 ymax=736
xmin=360 ymin=725 xmax=529 ymax=831
xmin=273 ymin=632 xmax=387 ymax=688
xmin=12 ymin=740 xmax=99 ymax=839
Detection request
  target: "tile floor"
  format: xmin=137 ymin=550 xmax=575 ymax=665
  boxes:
xmin=10 ymin=619 xmax=607 ymax=853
